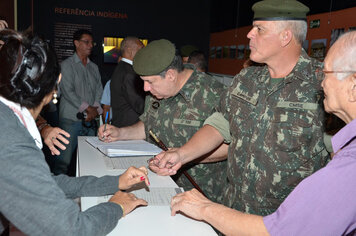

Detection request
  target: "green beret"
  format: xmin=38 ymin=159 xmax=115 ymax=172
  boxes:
xmin=133 ymin=39 xmax=175 ymax=76
xmin=180 ymin=45 xmax=198 ymax=57
xmin=252 ymin=0 xmax=309 ymax=21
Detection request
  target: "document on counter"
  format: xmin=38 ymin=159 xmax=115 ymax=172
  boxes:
xmin=86 ymin=137 xmax=162 ymax=157
xmin=97 ymin=187 xmax=183 ymax=206
xmin=103 ymin=155 xmax=152 ymax=170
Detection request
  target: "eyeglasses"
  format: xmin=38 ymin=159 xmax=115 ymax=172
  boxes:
xmin=79 ymin=39 xmax=96 ymax=46
xmin=315 ymin=69 xmax=356 ymax=81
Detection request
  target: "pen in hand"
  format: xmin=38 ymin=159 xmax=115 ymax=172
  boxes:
xmin=104 ymin=111 xmax=109 ymax=132
xmin=101 ymin=111 xmax=109 ymax=141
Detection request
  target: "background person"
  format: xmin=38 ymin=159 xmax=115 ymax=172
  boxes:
xmin=56 ymin=29 xmax=103 ymax=176
xmin=101 ymin=79 xmax=112 ymax=124
xmin=110 ymin=36 xmax=145 ymax=127
xmin=180 ymin=44 xmax=198 ymax=63
xmin=170 ymin=30 xmax=356 ymax=236
xmin=187 ymin=50 xmax=207 ymax=72
xmin=0 ymin=30 xmax=149 ymax=236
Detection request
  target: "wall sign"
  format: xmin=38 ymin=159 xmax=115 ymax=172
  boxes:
xmin=310 ymin=19 xmax=320 ymax=29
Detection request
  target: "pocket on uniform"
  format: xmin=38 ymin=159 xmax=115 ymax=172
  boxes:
xmin=229 ymin=93 xmax=256 ymax=133
xmin=269 ymin=108 xmax=314 ymax=152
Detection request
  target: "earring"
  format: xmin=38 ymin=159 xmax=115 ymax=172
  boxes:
xmin=53 ymin=92 xmax=58 ymax=104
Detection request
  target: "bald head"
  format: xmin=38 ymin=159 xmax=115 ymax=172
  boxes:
xmin=328 ymin=31 xmax=356 ymax=80
xmin=121 ymin=37 xmax=144 ymax=60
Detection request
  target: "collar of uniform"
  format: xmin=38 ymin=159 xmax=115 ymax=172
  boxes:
xmin=176 ymin=64 xmax=198 ymax=102
xmin=284 ymin=48 xmax=322 ymax=85
xmin=73 ymin=52 xmax=91 ymax=64
xmin=121 ymin=57 xmax=133 ymax=65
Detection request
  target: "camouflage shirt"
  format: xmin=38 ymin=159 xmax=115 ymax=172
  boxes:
xmin=205 ymin=50 xmax=330 ymax=215
xmin=140 ymin=65 xmax=227 ymax=202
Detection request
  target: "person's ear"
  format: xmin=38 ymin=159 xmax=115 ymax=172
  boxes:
xmin=74 ymin=40 xmax=80 ymax=48
xmin=280 ymin=30 xmax=292 ymax=47
xmin=58 ymin=73 xmax=62 ymax=84
xmin=349 ymin=73 xmax=356 ymax=102
xmin=165 ymin=69 xmax=177 ymax=82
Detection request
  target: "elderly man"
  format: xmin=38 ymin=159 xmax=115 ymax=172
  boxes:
xmin=170 ymin=30 xmax=356 ymax=236
xmin=110 ymin=37 xmax=145 ymax=127
xmin=150 ymin=0 xmax=329 ymax=215
xmin=56 ymin=29 xmax=103 ymax=175
xmin=99 ymin=39 xmax=227 ymax=202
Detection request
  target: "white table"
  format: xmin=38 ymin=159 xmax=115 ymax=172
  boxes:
xmin=77 ymin=137 xmax=217 ymax=236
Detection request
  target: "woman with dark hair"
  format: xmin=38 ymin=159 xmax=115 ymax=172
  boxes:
xmin=0 ymin=22 xmax=70 ymax=156
xmin=0 ymin=30 xmax=149 ymax=236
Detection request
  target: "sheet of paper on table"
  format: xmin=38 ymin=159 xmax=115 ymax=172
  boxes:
xmin=86 ymin=137 xmax=162 ymax=157
xmin=97 ymin=187 xmax=183 ymax=206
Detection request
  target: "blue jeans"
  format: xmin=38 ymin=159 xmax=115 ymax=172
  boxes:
xmin=52 ymin=118 xmax=96 ymax=175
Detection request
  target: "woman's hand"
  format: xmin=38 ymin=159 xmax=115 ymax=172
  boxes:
xmin=119 ymin=166 xmax=150 ymax=190
xmin=41 ymin=126 xmax=70 ymax=155
xmin=109 ymin=191 xmax=148 ymax=217
xmin=0 ymin=20 xmax=8 ymax=30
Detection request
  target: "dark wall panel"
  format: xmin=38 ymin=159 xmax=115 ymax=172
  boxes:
xmin=19 ymin=0 xmax=211 ymax=84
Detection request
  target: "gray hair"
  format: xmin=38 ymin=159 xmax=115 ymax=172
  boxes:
xmin=331 ymin=30 xmax=356 ymax=80
xmin=159 ymin=55 xmax=184 ymax=78
xmin=275 ymin=20 xmax=307 ymax=45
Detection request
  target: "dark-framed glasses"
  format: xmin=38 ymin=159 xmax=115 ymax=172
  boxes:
xmin=315 ymin=69 xmax=356 ymax=81
xmin=79 ymin=39 xmax=96 ymax=46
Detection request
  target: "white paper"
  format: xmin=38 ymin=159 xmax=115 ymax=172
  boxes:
xmin=103 ymin=155 xmax=152 ymax=170
xmin=97 ymin=187 xmax=183 ymax=206
xmin=86 ymin=137 xmax=162 ymax=157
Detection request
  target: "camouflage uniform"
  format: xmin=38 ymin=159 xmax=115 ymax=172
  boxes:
xmin=140 ymin=65 xmax=227 ymax=203
xmin=205 ymin=50 xmax=330 ymax=215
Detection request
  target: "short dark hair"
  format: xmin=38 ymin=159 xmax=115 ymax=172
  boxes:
xmin=188 ymin=51 xmax=207 ymax=72
xmin=159 ymin=55 xmax=184 ymax=77
xmin=73 ymin=29 xmax=92 ymax=42
xmin=0 ymin=29 xmax=60 ymax=109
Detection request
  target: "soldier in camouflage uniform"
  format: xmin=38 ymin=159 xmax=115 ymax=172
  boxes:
xmin=98 ymin=39 xmax=227 ymax=203
xmin=206 ymin=49 xmax=329 ymax=215
xmin=150 ymin=0 xmax=330 ymax=216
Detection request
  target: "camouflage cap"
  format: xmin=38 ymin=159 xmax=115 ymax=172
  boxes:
xmin=180 ymin=45 xmax=198 ymax=57
xmin=133 ymin=39 xmax=175 ymax=76
xmin=252 ymin=0 xmax=309 ymax=21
